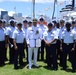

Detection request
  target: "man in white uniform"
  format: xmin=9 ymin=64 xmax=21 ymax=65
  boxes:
xmin=26 ymin=18 xmax=42 ymax=69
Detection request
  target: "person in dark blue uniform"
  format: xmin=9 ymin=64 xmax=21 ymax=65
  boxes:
xmin=0 ymin=20 xmax=6 ymax=66
xmin=59 ymin=20 xmax=65 ymax=66
xmin=2 ymin=20 xmax=8 ymax=61
xmin=60 ymin=22 xmax=76 ymax=72
xmin=43 ymin=23 xmax=58 ymax=70
xmin=22 ymin=20 xmax=28 ymax=63
xmin=12 ymin=23 xmax=26 ymax=69
xmin=6 ymin=19 xmax=16 ymax=64
xmin=38 ymin=18 xmax=48 ymax=61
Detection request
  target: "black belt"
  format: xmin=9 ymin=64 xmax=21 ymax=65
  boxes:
xmin=0 ymin=41 xmax=5 ymax=42
xmin=16 ymin=43 xmax=23 ymax=44
xmin=63 ymin=43 xmax=74 ymax=45
xmin=9 ymin=38 xmax=13 ymax=40
xmin=9 ymin=38 xmax=13 ymax=44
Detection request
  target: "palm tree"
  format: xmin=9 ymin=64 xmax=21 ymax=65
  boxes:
xmin=52 ymin=0 xmax=57 ymax=19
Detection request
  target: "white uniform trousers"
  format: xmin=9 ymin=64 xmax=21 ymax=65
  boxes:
xmin=28 ymin=47 xmax=38 ymax=67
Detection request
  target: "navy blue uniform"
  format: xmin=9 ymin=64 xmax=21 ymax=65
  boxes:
xmin=43 ymin=26 xmax=58 ymax=70
xmin=12 ymin=28 xmax=25 ymax=69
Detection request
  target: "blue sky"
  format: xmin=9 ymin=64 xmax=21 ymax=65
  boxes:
xmin=0 ymin=0 xmax=75 ymax=19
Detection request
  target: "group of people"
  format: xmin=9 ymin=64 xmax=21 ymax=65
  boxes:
xmin=0 ymin=18 xmax=76 ymax=72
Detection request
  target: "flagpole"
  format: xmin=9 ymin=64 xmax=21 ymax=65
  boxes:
xmin=32 ymin=0 xmax=35 ymax=18
xmin=14 ymin=6 xmax=16 ymax=13
xmin=56 ymin=2 xmax=59 ymax=20
xmin=72 ymin=0 xmax=75 ymax=10
xmin=52 ymin=0 xmax=56 ymax=19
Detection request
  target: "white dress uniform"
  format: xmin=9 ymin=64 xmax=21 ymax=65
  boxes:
xmin=26 ymin=25 xmax=42 ymax=69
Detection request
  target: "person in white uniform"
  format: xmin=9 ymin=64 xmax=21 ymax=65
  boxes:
xmin=26 ymin=18 xmax=42 ymax=69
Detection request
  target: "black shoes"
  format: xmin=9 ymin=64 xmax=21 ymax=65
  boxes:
xmin=72 ymin=69 xmax=76 ymax=73
xmin=14 ymin=66 xmax=19 ymax=70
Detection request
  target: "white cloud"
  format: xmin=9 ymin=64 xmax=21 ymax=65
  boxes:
xmin=8 ymin=11 xmax=16 ymax=16
xmin=0 ymin=8 xmax=5 ymax=15
xmin=0 ymin=8 xmax=15 ymax=16
xmin=0 ymin=8 xmax=5 ymax=11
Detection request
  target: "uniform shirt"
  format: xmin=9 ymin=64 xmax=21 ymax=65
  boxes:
xmin=2 ymin=27 xmax=7 ymax=33
xmin=73 ymin=27 xmax=76 ymax=31
xmin=39 ymin=24 xmax=48 ymax=38
xmin=53 ymin=27 xmax=60 ymax=36
xmin=61 ymin=29 xmax=76 ymax=43
xmin=12 ymin=29 xmax=25 ymax=43
xmin=0 ymin=28 xmax=6 ymax=41
xmin=6 ymin=26 xmax=16 ymax=38
xmin=22 ymin=27 xmax=28 ymax=38
xmin=59 ymin=26 xmax=66 ymax=40
xmin=26 ymin=25 xmax=42 ymax=47
xmin=43 ymin=29 xmax=58 ymax=44
xmin=39 ymin=24 xmax=48 ymax=32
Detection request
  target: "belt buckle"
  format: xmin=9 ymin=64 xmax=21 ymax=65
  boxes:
xmin=67 ymin=43 xmax=69 ymax=45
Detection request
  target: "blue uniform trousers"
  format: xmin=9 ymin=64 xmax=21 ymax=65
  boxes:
xmin=62 ymin=43 xmax=76 ymax=70
xmin=9 ymin=38 xmax=15 ymax=63
xmin=14 ymin=43 xmax=24 ymax=68
xmin=56 ymin=40 xmax=63 ymax=66
xmin=37 ymin=40 xmax=45 ymax=61
xmin=0 ymin=41 xmax=5 ymax=66
xmin=46 ymin=44 xmax=58 ymax=69
xmin=23 ymin=42 xmax=28 ymax=62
